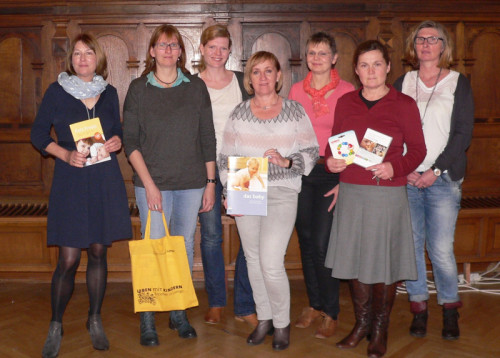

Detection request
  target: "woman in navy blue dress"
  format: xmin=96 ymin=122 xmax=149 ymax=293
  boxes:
xmin=31 ymin=33 xmax=132 ymax=358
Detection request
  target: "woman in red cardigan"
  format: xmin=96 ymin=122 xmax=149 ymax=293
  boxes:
xmin=324 ymin=40 xmax=426 ymax=357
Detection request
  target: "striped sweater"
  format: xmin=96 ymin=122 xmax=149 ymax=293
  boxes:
xmin=218 ymin=98 xmax=319 ymax=194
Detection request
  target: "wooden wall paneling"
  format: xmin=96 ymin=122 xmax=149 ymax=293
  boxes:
xmin=0 ymin=28 xmax=42 ymax=126
xmin=486 ymin=216 xmax=500 ymax=258
xmin=0 ymin=28 xmax=46 ymax=197
xmin=462 ymin=123 xmax=500 ymax=196
xmin=0 ymin=219 xmax=54 ymax=272
xmin=454 ymin=214 xmax=483 ymax=261
xmin=466 ymin=23 xmax=500 ymax=121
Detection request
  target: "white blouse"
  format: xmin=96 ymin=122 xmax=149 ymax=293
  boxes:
xmin=401 ymin=70 xmax=459 ymax=171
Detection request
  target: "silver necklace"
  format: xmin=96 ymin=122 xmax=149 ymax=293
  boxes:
xmin=83 ymin=98 xmax=96 ymax=119
xmin=252 ymin=97 xmax=279 ymax=110
xmin=416 ymin=67 xmax=442 ymax=125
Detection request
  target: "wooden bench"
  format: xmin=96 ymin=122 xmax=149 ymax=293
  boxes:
xmin=1 ymin=196 xmax=499 ymax=282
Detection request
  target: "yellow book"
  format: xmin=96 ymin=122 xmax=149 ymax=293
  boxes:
xmin=69 ymin=117 xmax=110 ymax=166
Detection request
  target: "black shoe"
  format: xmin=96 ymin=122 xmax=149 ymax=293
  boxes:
xmin=410 ymin=311 xmax=428 ymax=338
xmin=87 ymin=314 xmax=109 ymax=350
xmin=169 ymin=310 xmax=197 ymax=339
xmin=42 ymin=321 xmax=63 ymax=358
xmin=272 ymin=324 xmax=290 ymax=351
xmin=442 ymin=307 xmax=460 ymax=340
xmin=247 ymin=319 xmax=274 ymax=346
xmin=140 ymin=312 xmax=159 ymax=346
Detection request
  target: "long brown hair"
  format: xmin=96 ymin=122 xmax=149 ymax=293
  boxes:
xmin=142 ymin=24 xmax=189 ymax=76
xmin=66 ymin=33 xmax=108 ymax=79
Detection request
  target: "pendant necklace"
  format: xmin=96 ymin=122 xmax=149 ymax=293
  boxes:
xmin=154 ymin=71 xmax=178 ymax=87
xmin=253 ymin=96 xmax=279 ymax=110
xmin=83 ymin=98 xmax=96 ymax=119
xmin=416 ymin=67 xmax=442 ymax=126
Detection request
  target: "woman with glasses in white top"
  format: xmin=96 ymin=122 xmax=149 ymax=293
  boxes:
xmin=123 ymin=24 xmax=216 ymax=346
xmin=394 ymin=20 xmax=474 ymax=341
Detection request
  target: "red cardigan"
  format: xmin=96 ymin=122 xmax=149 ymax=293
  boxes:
xmin=325 ymin=85 xmax=426 ymax=187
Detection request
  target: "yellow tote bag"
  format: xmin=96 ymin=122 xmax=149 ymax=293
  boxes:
xmin=129 ymin=211 xmax=199 ymax=312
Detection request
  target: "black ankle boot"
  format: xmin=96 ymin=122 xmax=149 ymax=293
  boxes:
xmin=42 ymin=321 xmax=63 ymax=358
xmin=272 ymin=324 xmax=290 ymax=350
xmin=87 ymin=314 xmax=109 ymax=350
xmin=169 ymin=310 xmax=197 ymax=339
xmin=247 ymin=319 xmax=274 ymax=346
xmin=409 ymin=301 xmax=428 ymax=338
xmin=140 ymin=312 xmax=159 ymax=346
xmin=442 ymin=302 xmax=461 ymax=340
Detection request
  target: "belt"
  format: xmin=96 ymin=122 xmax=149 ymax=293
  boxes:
xmin=316 ymin=157 xmax=325 ymax=165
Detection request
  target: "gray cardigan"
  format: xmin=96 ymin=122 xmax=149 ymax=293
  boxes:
xmin=394 ymin=72 xmax=474 ymax=181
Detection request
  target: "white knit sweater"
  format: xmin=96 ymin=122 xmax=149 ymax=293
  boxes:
xmin=218 ymin=98 xmax=319 ymax=194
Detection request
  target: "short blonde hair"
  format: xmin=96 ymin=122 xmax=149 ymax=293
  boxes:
xmin=404 ymin=20 xmax=454 ymax=69
xmin=244 ymin=51 xmax=283 ymax=95
xmin=66 ymin=33 xmax=108 ymax=79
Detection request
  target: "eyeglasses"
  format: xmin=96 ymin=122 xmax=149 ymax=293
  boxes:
xmin=156 ymin=42 xmax=180 ymax=51
xmin=414 ymin=36 xmax=443 ymax=45
xmin=306 ymin=51 xmax=332 ymax=58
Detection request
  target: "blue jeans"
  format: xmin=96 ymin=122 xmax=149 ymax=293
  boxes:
xmin=405 ymin=172 xmax=462 ymax=305
xmin=198 ymin=172 xmax=255 ymax=315
xmin=135 ymin=186 xmax=204 ymax=271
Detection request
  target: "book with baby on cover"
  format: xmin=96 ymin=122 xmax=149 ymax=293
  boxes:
xmin=69 ymin=117 xmax=111 ymax=166
xmin=226 ymin=156 xmax=268 ymax=216
xmin=328 ymin=128 xmax=392 ymax=168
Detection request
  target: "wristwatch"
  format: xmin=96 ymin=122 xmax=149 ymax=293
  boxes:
xmin=206 ymin=178 xmax=217 ymax=184
xmin=431 ymin=165 xmax=442 ymax=177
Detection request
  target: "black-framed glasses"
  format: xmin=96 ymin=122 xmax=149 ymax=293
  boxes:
xmin=156 ymin=42 xmax=180 ymax=51
xmin=414 ymin=36 xmax=443 ymax=45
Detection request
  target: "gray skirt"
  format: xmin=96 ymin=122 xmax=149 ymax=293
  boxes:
xmin=325 ymin=182 xmax=417 ymax=284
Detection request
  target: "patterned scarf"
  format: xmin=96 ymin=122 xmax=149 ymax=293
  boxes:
xmin=303 ymin=69 xmax=340 ymax=117
xmin=57 ymin=72 xmax=108 ymax=99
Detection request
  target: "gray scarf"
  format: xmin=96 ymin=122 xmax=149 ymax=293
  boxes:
xmin=58 ymin=72 xmax=108 ymax=99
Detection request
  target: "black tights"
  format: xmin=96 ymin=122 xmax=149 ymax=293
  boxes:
xmin=50 ymin=244 xmax=108 ymax=322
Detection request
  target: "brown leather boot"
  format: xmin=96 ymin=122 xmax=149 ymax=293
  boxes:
xmin=314 ymin=312 xmax=337 ymax=339
xmin=204 ymin=307 xmax=224 ymax=324
xmin=367 ymin=283 xmax=397 ymax=358
xmin=295 ymin=307 xmax=321 ymax=328
xmin=409 ymin=301 xmax=428 ymax=338
xmin=442 ymin=301 xmax=462 ymax=340
xmin=336 ymin=280 xmax=372 ymax=349
xmin=235 ymin=313 xmax=258 ymax=327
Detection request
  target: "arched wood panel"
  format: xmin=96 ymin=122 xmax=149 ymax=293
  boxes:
xmin=469 ymin=29 xmax=500 ymax=120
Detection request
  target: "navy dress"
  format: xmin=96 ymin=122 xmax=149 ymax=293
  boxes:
xmin=31 ymin=82 xmax=132 ymax=248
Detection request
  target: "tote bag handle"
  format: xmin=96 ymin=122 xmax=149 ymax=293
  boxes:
xmin=144 ymin=210 xmax=171 ymax=241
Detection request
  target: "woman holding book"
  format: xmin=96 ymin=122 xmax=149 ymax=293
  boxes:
xmin=394 ymin=20 xmax=474 ymax=341
xmin=324 ymin=40 xmax=426 ymax=357
xmin=197 ymin=24 xmax=257 ymax=327
xmin=123 ymin=24 xmax=216 ymax=346
xmin=288 ymin=31 xmax=355 ymax=339
xmin=218 ymin=51 xmax=319 ymax=351
xmin=31 ymin=33 xmax=132 ymax=358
